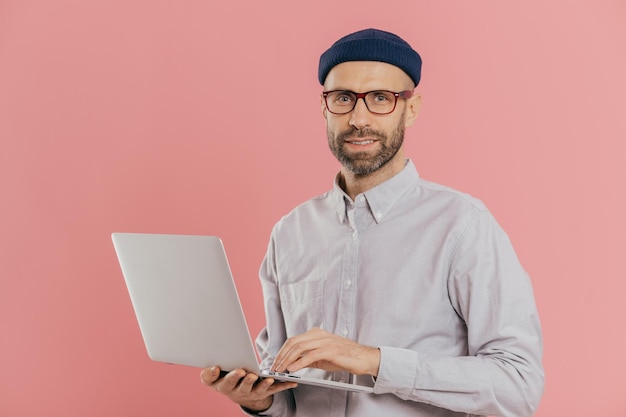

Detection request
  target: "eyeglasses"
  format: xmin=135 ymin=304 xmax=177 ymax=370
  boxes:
xmin=322 ymin=90 xmax=413 ymax=115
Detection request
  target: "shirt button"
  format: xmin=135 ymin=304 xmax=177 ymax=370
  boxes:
xmin=345 ymin=279 xmax=352 ymax=287
xmin=342 ymin=329 xmax=348 ymax=337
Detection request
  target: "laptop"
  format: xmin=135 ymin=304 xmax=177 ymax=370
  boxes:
xmin=111 ymin=232 xmax=373 ymax=393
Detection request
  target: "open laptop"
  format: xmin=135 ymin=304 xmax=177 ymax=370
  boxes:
xmin=111 ymin=232 xmax=373 ymax=393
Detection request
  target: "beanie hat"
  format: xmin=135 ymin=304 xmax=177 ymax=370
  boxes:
xmin=318 ymin=28 xmax=422 ymax=86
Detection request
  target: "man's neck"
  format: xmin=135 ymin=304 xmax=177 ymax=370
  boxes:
xmin=339 ymin=156 xmax=406 ymax=201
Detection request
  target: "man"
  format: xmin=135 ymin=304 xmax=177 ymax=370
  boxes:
xmin=201 ymin=28 xmax=544 ymax=417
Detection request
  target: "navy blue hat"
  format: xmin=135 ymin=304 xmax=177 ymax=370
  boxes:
xmin=318 ymin=28 xmax=422 ymax=86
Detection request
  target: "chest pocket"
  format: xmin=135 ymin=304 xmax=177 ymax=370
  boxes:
xmin=278 ymin=280 xmax=324 ymax=337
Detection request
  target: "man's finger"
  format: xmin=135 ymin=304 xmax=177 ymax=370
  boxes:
xmin=200 ymin=366 xmax=222 ymax=385
xmin=274 ymin=336 xmax=327 ymax=372
xmin=237 ymin=373 xmax=260 ymax=393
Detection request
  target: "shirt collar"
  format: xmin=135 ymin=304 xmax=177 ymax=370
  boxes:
xmin=333 ymin=159 xmax=420 ymax=224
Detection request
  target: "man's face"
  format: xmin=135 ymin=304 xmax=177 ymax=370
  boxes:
xmin=322 ymin=61 xmax=419 ymax=176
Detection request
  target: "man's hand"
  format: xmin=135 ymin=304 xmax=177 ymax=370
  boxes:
xmin=271 ymin=327 xmax=381 ymax=376
xmin=200 ymin=366 xmax=297 ymax=413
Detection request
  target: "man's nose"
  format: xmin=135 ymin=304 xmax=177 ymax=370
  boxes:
xmin=349 ymin=98 xmax=372 ymax=130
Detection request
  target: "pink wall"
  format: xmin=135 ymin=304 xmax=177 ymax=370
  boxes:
xmin=1 ymin=1 xmax=625 ymax=415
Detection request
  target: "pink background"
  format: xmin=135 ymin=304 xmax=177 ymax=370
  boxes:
xmin=1 ymin=1 xmax=625 ymax=415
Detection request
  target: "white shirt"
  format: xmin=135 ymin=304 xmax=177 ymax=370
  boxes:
xmin=250 ymin=160 xmax=544 ymax=417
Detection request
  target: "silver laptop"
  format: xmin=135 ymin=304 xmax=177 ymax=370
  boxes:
xmin=111 ymin=233 xmax=373 ymax=393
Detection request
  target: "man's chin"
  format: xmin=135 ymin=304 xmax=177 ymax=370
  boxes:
xmin=343 ymin=158 xmax=383 ymax=176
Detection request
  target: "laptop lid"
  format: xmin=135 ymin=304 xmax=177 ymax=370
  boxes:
xmin=112 ymin=233 xmax=373 ymax=393
xmin=112 ymin=233 xmax=260 ymax=373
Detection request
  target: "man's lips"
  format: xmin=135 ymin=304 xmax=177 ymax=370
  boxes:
xmin=344 ymin=138 xmax=377 ymax=145
xmin=338 ymin=129 xmax=385 ymax=149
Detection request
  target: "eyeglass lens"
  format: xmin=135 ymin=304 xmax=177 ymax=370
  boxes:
xmin=325 ymin=91 xmax=399 ymax=115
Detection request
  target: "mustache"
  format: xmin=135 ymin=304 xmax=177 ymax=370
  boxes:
xmin=336 ymin=128 xmax=387 ymax=142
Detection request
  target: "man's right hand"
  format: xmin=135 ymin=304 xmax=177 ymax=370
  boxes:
xmin=200 ymin=366 xmax=297 ymax=413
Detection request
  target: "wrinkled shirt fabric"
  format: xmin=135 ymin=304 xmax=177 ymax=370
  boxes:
xmin=246 ymin=160 xmax=543 ymax=417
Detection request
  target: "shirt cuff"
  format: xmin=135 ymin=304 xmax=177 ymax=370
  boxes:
xmin=373 ymin=346 xmax=419 ymax=398
xmin=240 ymin=391 xmax=291 ymax=417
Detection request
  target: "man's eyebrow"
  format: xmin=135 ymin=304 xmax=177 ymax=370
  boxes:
xmin=324 ymin=88 xmax=397 ymax=92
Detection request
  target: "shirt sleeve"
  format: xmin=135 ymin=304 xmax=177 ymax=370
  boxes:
xmin=239 ymin=390 xmax=294 ymax=417
xmin=373 ymin=209 xmax=544 ymax=417
xmin=243 ymin=233 xmax=296 ymax=417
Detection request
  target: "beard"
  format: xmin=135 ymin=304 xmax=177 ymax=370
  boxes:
xmin=327 ymin=113 xmax=405 ymax=176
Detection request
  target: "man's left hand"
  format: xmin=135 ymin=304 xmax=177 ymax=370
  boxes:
xmin=271 ymin=327 xmax=380 ymax=376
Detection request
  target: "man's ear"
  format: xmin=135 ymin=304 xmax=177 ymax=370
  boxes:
xmin=404 ymin=93 xmax=422 ymax=128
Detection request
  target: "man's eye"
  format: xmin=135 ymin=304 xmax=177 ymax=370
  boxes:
xmin=336 ymin=94 xmax=354 ymax=103
xmin=373 ymin=93 xmax=391 ymax=102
